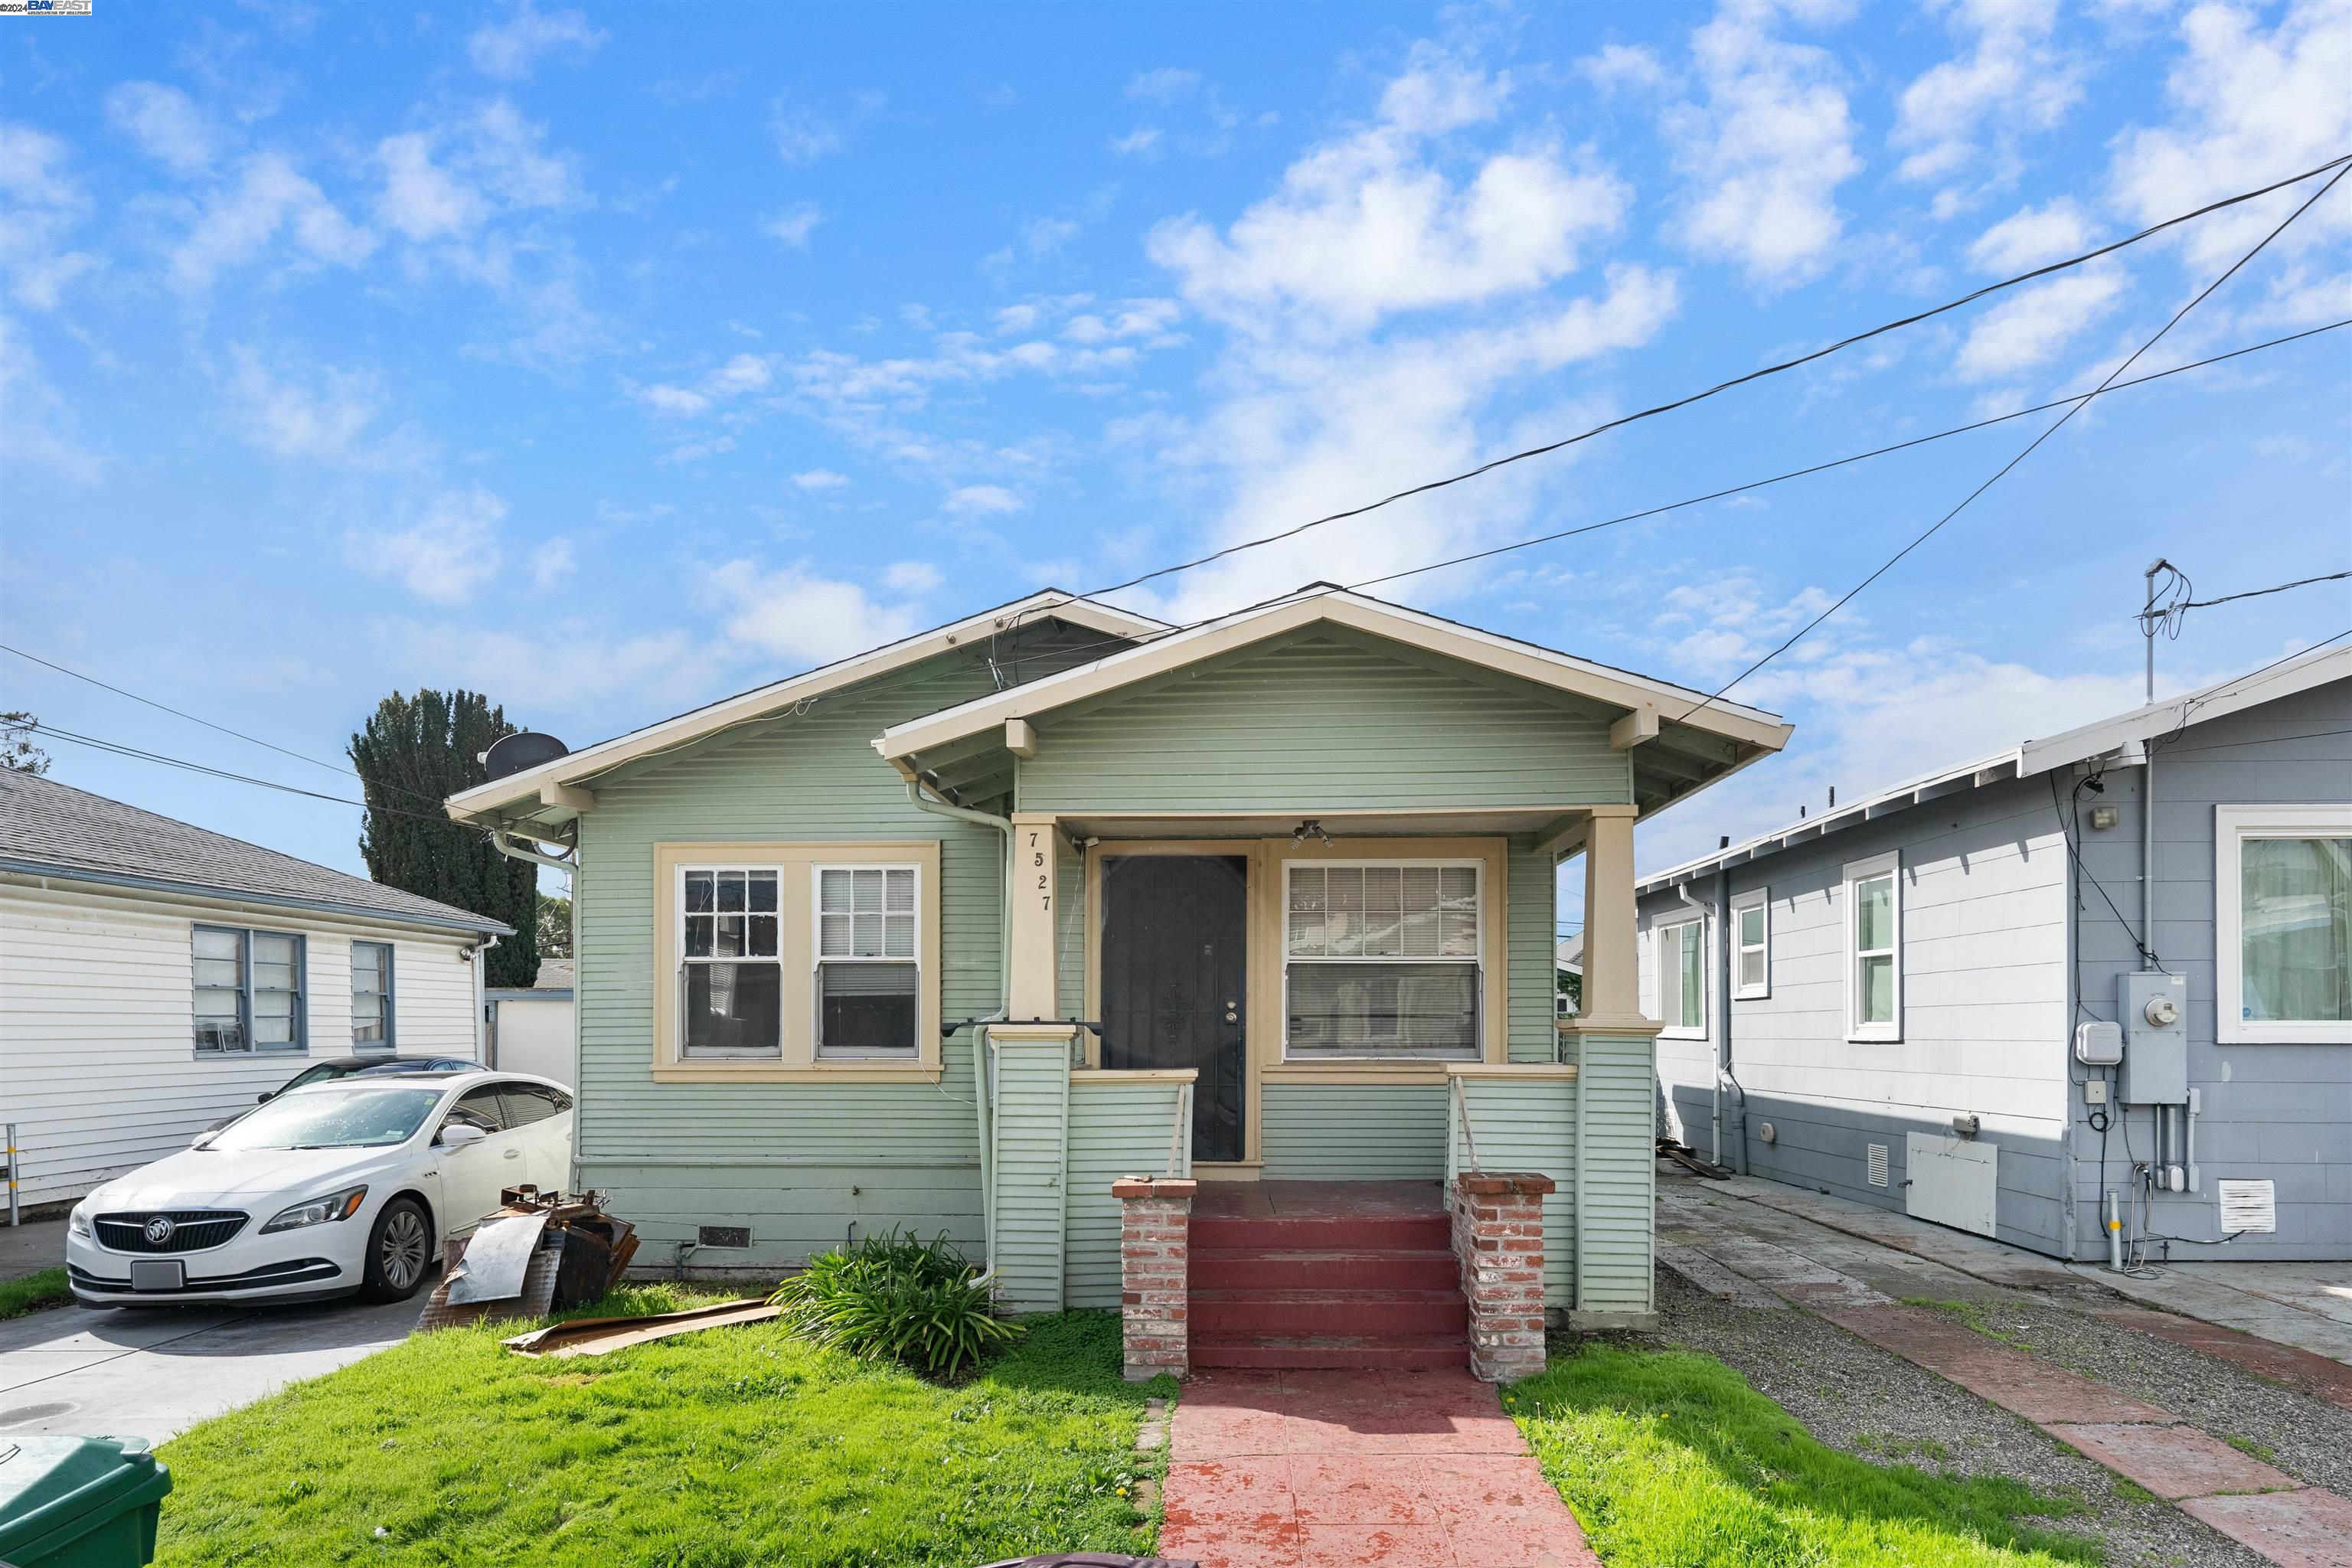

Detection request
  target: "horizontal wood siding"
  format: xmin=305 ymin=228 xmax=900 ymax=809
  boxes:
xmin=1064 ymin=1077 xmax=1189 ymax=1307
xmin=0 ymin=880 xmax=476 ymax=1204
xmin=1573 ymin=1030 xmax=1657 ymax=1315
xmin=1260 ymin=1081 xmax=1448 ymax=1181
xmin=1452 ymin=1076 xmax=1578 ymax=1308
xmin=582 ymin=1160 xmax=982 ymax=1272
xmin=1508 ymin=835 xmax=1560 ymax=1062
xmin=990 ymin=1037 xmax=1070 ymax=1312
xmin=1057 ymin=848 xmax=1086 ymax=1021
xmin=1016 ymin=632 xmax=1630 ymax=813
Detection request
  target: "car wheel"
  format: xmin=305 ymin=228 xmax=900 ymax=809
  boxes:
xmin=359 ymin=1197 xmax=435 ymax=1302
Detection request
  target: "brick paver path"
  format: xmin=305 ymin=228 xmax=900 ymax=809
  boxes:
xmin=1159 ymin=1367 xmax=1599 ymax=1568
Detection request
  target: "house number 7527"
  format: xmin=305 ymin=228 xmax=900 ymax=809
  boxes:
xmin=1030 ymin=831 xmax=1050 ymax=913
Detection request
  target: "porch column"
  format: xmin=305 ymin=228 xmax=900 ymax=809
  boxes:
xmin=1114 ymin=1176 xmax=1196 ymax=1381
xmin=1452 ymin=1171 xmax=1555 ymax=1382
xmin=1576 ymin=805 xmax=1645 ymax=1029
xmin=1008 ymin=811 xmax=1061 ymax=1020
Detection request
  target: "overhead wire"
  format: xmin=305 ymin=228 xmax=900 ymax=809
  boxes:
xmin=2179 ymin=568 xmax=2350 ymax=612
xmin=1668 ymin=156 xmax=2352 ymax=727
xmin=27 ymin=722 xmax=469 ymax=830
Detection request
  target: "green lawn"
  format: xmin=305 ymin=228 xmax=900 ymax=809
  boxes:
xmin=155 ymin=1289 xmax=1171 ymax=1568
xmin=1509 ymin=1343 xmax=2102 ymax=1566
xmin=0 ymin=1266 xmax=70 ymax=1320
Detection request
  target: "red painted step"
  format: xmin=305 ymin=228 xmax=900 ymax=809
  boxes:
xmin=1190 ymin=1212 xmax=1452 ymax=1252
xmin=1192 ymin=1333 xmax=1469 ymax=1371
xmin=1191 ymin=1288 xmax=1469 ymax=1337
xmin=1191 ymin=1247 xmax=1461 ymax=1292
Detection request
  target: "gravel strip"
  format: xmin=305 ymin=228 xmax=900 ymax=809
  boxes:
xmin=1648 ymin=1265 xmax=2268 ymax=1568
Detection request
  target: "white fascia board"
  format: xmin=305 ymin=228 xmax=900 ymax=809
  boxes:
xmin=446 ymin=592 xmax=1168 ymax=822
xmin=878 ymin=589 xmax=1792 ymax=762
xmin=2017 ymin=643 xmax=2352 ymax=779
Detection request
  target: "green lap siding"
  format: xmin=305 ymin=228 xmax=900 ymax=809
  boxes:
xmin=1572 ymin=1031 xmax=1658 ymax=1318
xmin=577 ymin=1160 xmax=982 ymax=1273
xmin=989 ymin=1038 xmax=1070 ymax=1312
xmin=1014 ymin=631 xmax=1630 ymax=813
xmin=1448 ymin=1077 xmax=1578 ymax=1309
xmin=1064 ymin=1077 xmax=1191 ymax=1308
xmin=1507 ymin=835 xmax=1561 ymax=1062
xmin=1260 ymin=1082 xmax=1449 ymax=1181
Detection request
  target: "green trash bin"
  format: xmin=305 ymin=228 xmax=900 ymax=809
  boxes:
xmin=0 ymin=1436 xmax=172 ymax=1568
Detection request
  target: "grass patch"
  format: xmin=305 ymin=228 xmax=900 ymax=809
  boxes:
xmin=2109 ymin=1478 xmax=2158 ymax=1504
xmin=1508 ymin=1343 xmax=2099 ymax=1566
xmin=0 ymin=1266 xmax=70 ymax=1320
xmin=1903 ymin=1296 xmax=2034 ymax=1348
xmin=2223 ymin=1435 xmax=2277 ymax=1465
xmin=155 ymin=1290 xmax=1171 ymax=1567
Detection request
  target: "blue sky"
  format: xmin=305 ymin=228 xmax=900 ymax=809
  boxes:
xmin=4 ymin=0 xmax=2348 ymax=901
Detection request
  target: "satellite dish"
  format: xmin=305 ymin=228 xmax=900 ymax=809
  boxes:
xmin=482 ymin=731 xmax=570 ymax=783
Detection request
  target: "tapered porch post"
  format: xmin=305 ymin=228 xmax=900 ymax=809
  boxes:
xmin=1576 ymin=805 xmax=1644 ymax=1028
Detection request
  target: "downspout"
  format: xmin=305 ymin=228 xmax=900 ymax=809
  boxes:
xmin=1677 ymin=880 xmax=1717 ymax=1161
xmin=1713 ymin=867 xmax=1739 ymax=1173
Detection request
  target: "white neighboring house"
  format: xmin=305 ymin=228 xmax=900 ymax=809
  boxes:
xmin=0 ymin=772 xmax=512 ymax=1210
xmin=485 ymin=956 xmax=574 ymax=1087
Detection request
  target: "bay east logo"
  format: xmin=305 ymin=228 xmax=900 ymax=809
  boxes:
xmin=0 ymin=0 xmax=96 ymax=15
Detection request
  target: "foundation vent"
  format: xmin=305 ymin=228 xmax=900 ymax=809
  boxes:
xmin=2217 ymin=1180 xmax=2276 ymax=1234
xmin=1867 ymin=1143 xmax=1890 ymax=1188
xmin=697 ymin=1225 xmax=753 ymax=1250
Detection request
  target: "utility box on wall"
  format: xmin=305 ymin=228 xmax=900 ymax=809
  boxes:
xmin=2118 ymin=971 xmax=2188 ymax=1105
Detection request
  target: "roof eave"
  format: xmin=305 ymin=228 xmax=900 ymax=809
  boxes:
xmin=0 ymin=858 xmax=513 ymax=936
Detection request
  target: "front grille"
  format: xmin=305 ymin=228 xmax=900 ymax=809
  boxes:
xmin=94 ymin=1209 xmax=249 ymax=1253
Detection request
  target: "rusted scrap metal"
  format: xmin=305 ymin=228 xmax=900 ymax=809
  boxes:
xmin=416 ymin=1187 xmax=639 ymax=1332
xmin=502 ymin=1298 xmax=782 ymax=1358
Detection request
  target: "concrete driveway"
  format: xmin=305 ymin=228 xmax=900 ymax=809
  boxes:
xmin=2 ymin=1237 xmax=421 ymax=1444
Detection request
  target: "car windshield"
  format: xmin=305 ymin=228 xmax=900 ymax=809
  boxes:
xmin=207 ymin=1086 xmax=445 ymax=1151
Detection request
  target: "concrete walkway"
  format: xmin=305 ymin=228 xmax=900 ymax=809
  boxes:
xmin=1159 ymin=1367 xmax=1599 ymax=1568
xmin=1664 ymin=1179 xmax=2352 ymax=1568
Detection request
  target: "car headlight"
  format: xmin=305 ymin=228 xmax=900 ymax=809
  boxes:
xmin=70 ymin=1205 xmax=92 ymax=1237
xmin=260 ymin=1185 xmax=369 ymax=1234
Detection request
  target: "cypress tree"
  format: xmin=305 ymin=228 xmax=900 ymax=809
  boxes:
xmin=349 ymin=690 xmax=539 ymax=988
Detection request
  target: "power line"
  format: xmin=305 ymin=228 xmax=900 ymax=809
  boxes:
xmin=1040 ymin=152 xmax=2352 ymax=618
xmin=28 ymin=722 xmax=461 ymax=830
xmin=1670 ymin=157 xmax=2351 ymax=726
xmin=2181 ymin=569 xmax=2351 ymax=611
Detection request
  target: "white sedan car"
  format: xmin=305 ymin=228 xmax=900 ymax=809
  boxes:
xmin=67 ymin=1070 xmax=573 ymax=1308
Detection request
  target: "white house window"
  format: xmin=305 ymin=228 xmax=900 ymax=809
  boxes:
xmin=815 ymin=866 xmax=920 ymax=1057
xmin=351 ymin=942 xmax=394 ymax=1050
xmin=1656 ymin=917 xmax=1706 ymax=1036
xmin=194 ymin=926 xmax=306 ymax=1054
xmin=1732 ymin=889 xmax=1770 ymax=1001
xmin=681 ymin=867 xmax=783 ymax=1057
xmin=1845 ymin=852 xmax=1901 ymax=1041
xmin=2216 ymin=805 xmax=2351 ymax=1044
xmin=1283 ymin=862 xmax=1480 ymax=1060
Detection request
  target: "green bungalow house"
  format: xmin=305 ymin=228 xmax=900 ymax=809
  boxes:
xmin=446 ymin=587 xmax=1789 ymax=1378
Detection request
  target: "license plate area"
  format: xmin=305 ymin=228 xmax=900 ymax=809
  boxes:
xmin=129 ymin=1259 xmax=185 ymax=1293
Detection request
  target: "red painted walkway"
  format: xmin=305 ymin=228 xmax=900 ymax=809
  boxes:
xmin=1159 ymin=1367 xmax=1599 ymax=1568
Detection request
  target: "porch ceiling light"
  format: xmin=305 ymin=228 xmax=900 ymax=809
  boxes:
xmin=1292 ymin=818 xmax=1332 ymax=848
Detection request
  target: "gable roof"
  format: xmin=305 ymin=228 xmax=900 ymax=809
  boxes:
xmin=1636 ymin=640 xmax=2352 ymax=894
xmin=445 ymin=590 xmax=1168 ymax=825
xmin=1 ymin=771 xmax=511 ymax=935
xmin=878 ymin=586 xmax=1792 ymax=767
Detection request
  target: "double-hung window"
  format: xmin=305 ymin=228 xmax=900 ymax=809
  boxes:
xmin=815 ymin=865 xmax=920 ymax=1058
xmin=351 ymin=942 xmax=394 ymax=1050
xmin=1844 ymin=852 xmax=1901 ymax=1041
xmin=1731 ymin=889 xmax=1770 ymax=1000
xmin=2216 ymin=805 xmax=2351 ymax=1044
xmin=1283 ymin=862 xmax=1481 ymax=1061
xmin=680 ymin=867 xmax=783 ymax=1057
xmin=1655 ymin=917 xmax=1706 ymax=1036
xmin=193 ymin=926 xmax=306 ymax=1054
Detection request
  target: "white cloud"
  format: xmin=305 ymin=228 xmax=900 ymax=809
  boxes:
xmin=628 ymin=351 xmax=776 ymax=418
xmin=528 ymin=536 xmax=575 ymax=592
xmin=1062 ymin=299 xmax=1182 ymax=345
xmin=704 ymin=560 xmax=923 ymax=665
xmin=1579 ymin=43 xmax=1668 ymax=93
xmin=225 ymin=345 xmax=422 ymax=466
xmin=943 ymin=483 xmax=1023 ymax=515
xmin=0 ymin=316 xmax=103 ymax=484
xmin=1128 ymin=67 xmax=1200 ymax=103
xmin=884 ymin=560 xmax=943 ymax=594
xmin=0 ymin=124 xmax=100 ymax=312
xmin=376 ymin=617 xmax=703 ymax=718
xmin=1969 ymin=198 xmax=2095 ymax=273
xmin=1954 ymin=263 xmax=2125 ymax=379
xmin=376 ymin=132 xmax=489 ymax=241
xmin=170 ymin=153 xmax=374 ymax=292
xmin=1148 ymin=45 xmax=1627 ymax=332
xmin=348 ymin=488 xmax=507 ymax=604
xmin=791 ymin=468 xmax=851 ymax=491
xmin=770 ymin=97 xmax=844 ymax=165
xmin=468 ymin=2 xmax=607 ymax=80
xmin=1664 ymin=0 xmax=1861 ymax=285
xmin=104 ymin=82 xmax=218 ymax=176
xmin=764 ymin=203 xmax=822 ymax=247
xmin=1892 ymin=0 xmax=2081 ymax=198
xmin=1110 ymin=126 xmax=1163 ymax=157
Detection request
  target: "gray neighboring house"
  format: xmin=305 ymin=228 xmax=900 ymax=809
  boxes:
xmin=1634 ymin=645 xmax=2350 ymax=1263
xmin=0 ymin=771 xmax=511 ymax=1208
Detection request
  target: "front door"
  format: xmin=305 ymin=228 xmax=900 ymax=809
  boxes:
xmin=1100 ymin=854 xmax=1247 ymax=1164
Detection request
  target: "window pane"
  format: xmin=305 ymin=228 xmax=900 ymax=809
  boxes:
xmin=194 ymin=990 xmax=244 ymax=1052
xmin=747 ymin=914 xmax=778 ymax=958
xmin=1861 ymin=953 xmax=1895 ymax=1025
xmin=819 ymin=868 xmax=851 ymax=913
xmin=1740 ymin=907 xmax=1765 ymax=949
xmin=684 ymin=914 xmax=714 ymax=959
xmin=1679 ymin=924 xmax=1704 ymax=1028
xmin=884 ymin=868 xmax=914 ymax=912
xmin=685 ymin=871 xmax=714 ymax=913
xmin=819 ymin=962 xmax=917 ymax=1056
xmin=2241 ymin=836 xmax=2352 ymax=1023
xmin=1658 ymin=924 xmax=1681 ymax=1019
xmin=1359 ymin=866 xmax=1402 ymax=957
xmin=1286 ymin=962 xmax=1478 ymax=1060
xmin=684 ymin=962 xmax=782 ymax=1055
xmin=1740 ymin=947 xmax=1765 ymax=989
xmin=353 ymin=943 xmax=390 ymax=997
xmin=713 ymin=914 xmax=746 ymax=958
xmin=499 ymin=1086 xmax=559 ymax=1128
xmin=1856 ymin=876 xmax=1893 ymax=952
xmin=853 ymin=869 xmax=884 ymax=913
xmin=747 ymin=871 xmax=777 ymax=913
xmin=252 ymin=991 xmax=298 ymax=1047
xmin=717 ymin=873 xmax=745 ymax=914
xmin=883 ymin=913 xmax=915 ymax=959
xmin=353 ymin=994 xmax=386 ymax=1044
xmin=819 ymin=911 xmax=849 ymax=958
xmin=1288 ymin=866 xmax=1327 ymax=956
xmin=1326 ymin=867 xmax=1364 ymax=956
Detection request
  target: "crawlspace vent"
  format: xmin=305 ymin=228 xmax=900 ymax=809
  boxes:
xmin=697 ymin=1225 xmax=753 ymax=1250
xmin=2216 ymin=1180 xmax=2276 ymax=1234
xmin=1867 ymin=1143 xmax=1890 ymax=1188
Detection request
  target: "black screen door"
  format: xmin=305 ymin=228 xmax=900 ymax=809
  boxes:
xmin=1099 ymin=855 xmax=1247 ymax=1165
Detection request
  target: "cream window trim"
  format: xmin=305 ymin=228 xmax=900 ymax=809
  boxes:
xmin=1844 ymin=851 xmax=1902 ymax=1043
xmin=1730 ymin=887 xmax=1770 ymax=1001
xmin=1279 ymin=857 xmax=1486 ymax=1064
xmin=2215 ymin=804 xmax=2352 ymax=1045
xmin=652 ymin=841 xmax=942 ymax=1079
xmin=1654 ymin=914 xmax=1707 ymax=1039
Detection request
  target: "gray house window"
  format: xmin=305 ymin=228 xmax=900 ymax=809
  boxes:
xmin=193 ymin=926 xmax=306 ymax=1054
xmin=352 ymin=941 xmax=394 ymax=1050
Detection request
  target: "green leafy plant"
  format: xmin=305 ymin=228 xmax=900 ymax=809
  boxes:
xmin=769 ymin=1230 xmax=1021 ymax=1377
